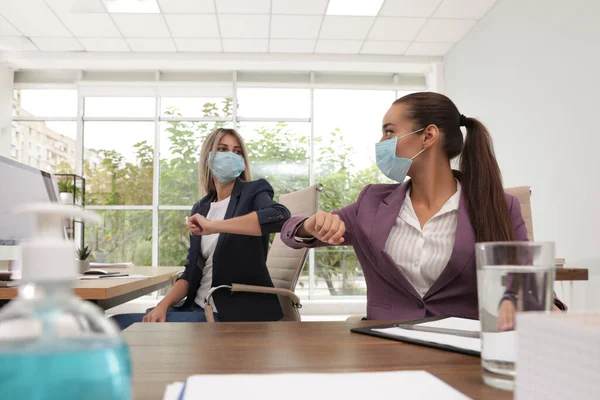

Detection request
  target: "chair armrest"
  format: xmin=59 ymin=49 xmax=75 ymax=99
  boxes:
xmin=346 ymin=315 xmax=366 ymax=322
xmin=202 ymin=284 xmax=302 ymax=322
xmin=231 ymin=283 xmax=302 ymax=307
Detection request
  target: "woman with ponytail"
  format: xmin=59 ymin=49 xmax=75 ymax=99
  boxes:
xmin=281 ymin=92 xmax=564 ymax=320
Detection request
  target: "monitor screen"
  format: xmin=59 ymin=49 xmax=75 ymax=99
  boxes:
xmin=0 ymin=156 xmax=59 ymax=245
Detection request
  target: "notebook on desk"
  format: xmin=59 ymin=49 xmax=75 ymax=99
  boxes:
xmin=166 ymin=371 xmax=469 ymax=400
xmin=351 ymin=316 xmax=482 ymax=357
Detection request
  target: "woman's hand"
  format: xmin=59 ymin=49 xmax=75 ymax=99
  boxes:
xmin=303 ymin=211 xmax=345 ymax=245
xmin=498 ymin=300 xmax=561 ymax=331
xmin=188 ymin=214 xmax=218 ymax=236
xmin=497 ymin=300 xmax=516 ymax=331
xmin=142 ymin=304 xmax=167 ymax=323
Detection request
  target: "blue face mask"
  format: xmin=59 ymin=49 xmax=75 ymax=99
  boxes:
xmin=375 ymin=128 xmax=426 ymax=182
xmin=208 ymin=152 xmax=245 ymax=184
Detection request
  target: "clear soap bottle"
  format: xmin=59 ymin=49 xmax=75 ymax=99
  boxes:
xmin=0 ymin=204 xmax=131 ymax=400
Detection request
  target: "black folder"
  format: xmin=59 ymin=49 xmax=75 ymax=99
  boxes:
xmin=350 ymin=316 xmax=481 ymax=357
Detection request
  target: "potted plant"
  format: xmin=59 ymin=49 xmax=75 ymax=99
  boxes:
xmin=58 ymin=178 xmax=83 ymax=205
xmin=76 ymin=245 xmax=92 ymax=274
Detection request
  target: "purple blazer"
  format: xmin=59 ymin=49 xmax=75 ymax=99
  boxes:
xmin=281 ymin=181 xmax=559 ymax=320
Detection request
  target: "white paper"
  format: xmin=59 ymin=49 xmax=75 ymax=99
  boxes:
xmin=418 ymin=317 xmax=481 ymax=332
xmin=516 ymin=312 xmax=600 ymax=400
xmin=78 ymin=274 xmax=147 ymax=280
xmin=177 ymin=371 xmax=470 ymax=400
xmin=373 ymin=327 xmax=482 ymax=353
xmin=89 ymin=262 xmax=133 ymax=268
xmin=163 ymin=382 xmax=184 ymax=400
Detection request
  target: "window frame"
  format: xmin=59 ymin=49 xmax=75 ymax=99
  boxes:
xmin=13 ymin=75 xmax=421 ymax=300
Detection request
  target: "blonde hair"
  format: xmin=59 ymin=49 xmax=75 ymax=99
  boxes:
xmin=198 ymin=127 xmax=252 ymax=197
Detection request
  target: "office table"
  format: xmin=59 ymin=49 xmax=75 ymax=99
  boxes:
xmin=0 ymin=266 xmax=183 ymax=309
xmin=555 ymin=268 xmax=589 ymax=307
xmin=555 ymin=268 xmax=588 ymax=281
xmin=124 ymin=321 xmax=510 ymax=400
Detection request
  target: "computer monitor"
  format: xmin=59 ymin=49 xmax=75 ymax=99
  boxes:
xmin=0 ymin=155 xmax=60 ymax=246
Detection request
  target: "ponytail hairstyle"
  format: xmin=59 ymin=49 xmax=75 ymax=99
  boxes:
xmin=393 ymin=92 xmax=515 ymax=242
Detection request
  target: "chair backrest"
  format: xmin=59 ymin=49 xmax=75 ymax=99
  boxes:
xmin=267 ymin=184 xmax=322 ymax=321
xmin=505 ymin=186 xmax=534 ymax=240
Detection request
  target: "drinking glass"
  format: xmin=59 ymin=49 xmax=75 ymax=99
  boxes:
xmin=476 ymin=241 xmax=555 ymax=391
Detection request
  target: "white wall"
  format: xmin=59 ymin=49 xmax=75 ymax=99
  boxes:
xmin=444 ymin=0 xmax=600 ymax=310
xmin=0 ymin=64 xmax=14 ymax=158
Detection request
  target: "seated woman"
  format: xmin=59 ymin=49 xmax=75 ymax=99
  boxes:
xmin=113 ymin=128 xmax=290 ymax=330
xmin=281 ymin=92 xmax=565 ymax=320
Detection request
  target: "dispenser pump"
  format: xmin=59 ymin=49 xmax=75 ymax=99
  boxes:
xmin=18 ymin=204 xmax=100 ymax=281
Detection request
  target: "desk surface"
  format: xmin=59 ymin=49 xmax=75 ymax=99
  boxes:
xmin=125 ymin=321 xmax=510 ymax=400
xmin=0 ymin=267 xmax=183 ymax=308
xmin=556 ymin=268 xmax=588 ymax=281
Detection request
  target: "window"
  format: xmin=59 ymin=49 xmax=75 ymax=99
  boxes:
xmin=237 ymin=88 xmax=311 ymax=200
xmin=159 ymin=118 xmax=228 ymax=206
xmin=12 ymin=76 xmax=421 ymax=300
xmin=82 ymin=97 xmax=155 ymax=265
xmin=240 ymin=121 xmax=310 ymax=196
xmin=85 ymin=210 xmax=152 ymax=266
xmin=158 ymin=210 xmax=189 ymax=267
xmin=13 ymin=89 xmax=77 ymax=118
xmin=161 ymin=97 xmax=232 ymax=118
xmin=158 ymin=95 xmax=232 ymax=266
xmin=237 ymin=88 xmax=310 ymax=119
xmin=84 ymin=121 xmax=154 ymax=206
xmin=84 ymin=97 xmax=155 ymax=118
xmin=312 ymin=89 xmax=394 ymax=296
xmin=12 ymin=89 xmax=77 ymax=173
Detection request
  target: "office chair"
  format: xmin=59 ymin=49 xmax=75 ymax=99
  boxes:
xmin=204 ymin=183 xmax=323 ymax=322
xmin=504 ymin=186 xmax=534 ymax=240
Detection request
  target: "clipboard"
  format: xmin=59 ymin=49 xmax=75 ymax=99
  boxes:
xmin=351 ymin=316 xmax=481 ymax=357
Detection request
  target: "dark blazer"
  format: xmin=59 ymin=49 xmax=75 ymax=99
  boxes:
xmin=178 ymin=178 xmax=290 ymax=322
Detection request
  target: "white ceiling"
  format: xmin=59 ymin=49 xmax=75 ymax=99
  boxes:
xmin=0 ymin=0 xmax=498 ymax=56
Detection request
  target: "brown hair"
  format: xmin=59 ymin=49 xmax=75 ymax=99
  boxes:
xmin=198 ymin=127 xmax=252 ymax=197
xmin=393 ymin=92 xmax=515 ymax=242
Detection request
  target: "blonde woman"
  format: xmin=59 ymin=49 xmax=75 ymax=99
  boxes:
xmin=113 ymin=128 xmax=290 ymax=329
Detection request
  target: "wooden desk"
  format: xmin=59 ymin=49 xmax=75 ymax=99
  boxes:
xmin=0 ymin=266 xmax=183 ymax=310
xmin=124 ymin=321 xmax=510 ymax=400
xmin=555 ymin=268 xmax=588 ymax=281
xmin=555 ymin=268 xmax=589 ymax=308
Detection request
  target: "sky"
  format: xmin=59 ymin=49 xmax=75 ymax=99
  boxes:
xmin=18 ymin=88 xmax=413 ymax=172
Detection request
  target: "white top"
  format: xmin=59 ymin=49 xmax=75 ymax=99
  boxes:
xmin=384 ymin=182 xmax=461 ymax=298
xmin=194 ymin=196 xmax=230 ymax=311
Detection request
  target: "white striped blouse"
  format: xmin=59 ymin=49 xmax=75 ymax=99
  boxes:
xmin=384 ymin=181 xmax=461 ymax=298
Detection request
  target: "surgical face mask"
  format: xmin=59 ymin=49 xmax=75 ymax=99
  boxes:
xmin=208 ymin=151 xmax=245 ymax=184
xmin=375 ymin=128 xmax=426 ymax=182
